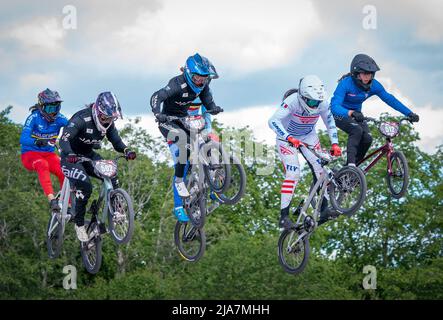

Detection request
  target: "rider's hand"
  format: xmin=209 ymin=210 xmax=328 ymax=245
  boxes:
xmin=34 ymin=139 xmax=48 ymax=147
xmin=287 ymin=136 xmax=302 ymax=148
xmin=66 ymin=153 xmax=79 ymax=164
xmin=155 ymin=113 xmax=167 ymax=123
xmin=124 ymin=148 xmax=137 ymax=160
xmin=408 ymin=112 xmax=419 ymax=123
xmin=351 ymin=110 xmax=365 ymax=122
xmin=330 ymin=143 xmax=342 ymax=157
xmin=209 ymin=106 xmax=223 ymax=115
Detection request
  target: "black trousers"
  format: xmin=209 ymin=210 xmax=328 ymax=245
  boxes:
xmin=334 ymin=115 xmax=373 ymax=165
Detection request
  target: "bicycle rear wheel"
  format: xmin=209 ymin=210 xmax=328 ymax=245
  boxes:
xmin=174 ymin=221 xmax=206 ymax=262
xmin=277 ymin=228 xmax=310 ymax=275
xmin=329 ymin=165 xmax=367 ymax=216
xmin=80 ymin=220 xmax=103 ymax=274
xmin=108 ymin=188 xmax=135 ymax=245
xmin=46 ymin=212 xmax=63 ymax=259
xmin=387 ymin=151 xmax=409 ymax=199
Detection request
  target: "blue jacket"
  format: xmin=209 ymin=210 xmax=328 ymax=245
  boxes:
xmin=20 ymin=110 xmax=68 ymax=154
xmin=330 ymin=76 xmax=412 ymax=118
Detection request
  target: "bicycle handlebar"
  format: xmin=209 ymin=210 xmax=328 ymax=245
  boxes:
xmin=364 ymin=116 xmax=412 ymax=125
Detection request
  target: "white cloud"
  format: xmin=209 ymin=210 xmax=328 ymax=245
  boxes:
xmin=84 ymin=0 xmax=321 ymax=76
xmin=6 ymin=18 xmax=66 ymax=56
xmin=19 ymin=72 xmax=63 ymax=91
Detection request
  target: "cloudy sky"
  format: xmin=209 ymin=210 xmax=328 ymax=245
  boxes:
xmin=1 ymin=0 xmax=442 ymax=152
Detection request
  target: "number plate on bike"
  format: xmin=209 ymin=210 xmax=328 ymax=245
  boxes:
xmin=379 ymin=122 xmax=399 ymax=138
xmin=184 ymin=115 xmax=205 ymax=131
xmin=94 ymin=160 xmax=117 ymax=178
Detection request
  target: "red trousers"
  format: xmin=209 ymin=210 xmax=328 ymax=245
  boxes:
xmin=21 ymin=151 xmax=65 ymax=197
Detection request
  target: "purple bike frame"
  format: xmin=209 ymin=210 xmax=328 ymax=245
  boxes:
xmin=356 ymin=138 xmax=395 ymax=175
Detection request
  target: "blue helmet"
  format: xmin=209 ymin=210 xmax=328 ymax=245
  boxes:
xmin=184 ymin=53 xmax=217 ymax=94
xmin=37 ymin=88 xmax=63 ymax=122
xmin=92 ymin=91 xmax=122 ymax=132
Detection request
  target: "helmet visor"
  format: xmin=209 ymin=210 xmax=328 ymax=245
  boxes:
xmin=98 ymin=112 xmax=117 ymax=125
xmin=192 ymin=74 xmax=209 ymax=87
xmin=43 ymin=102 xmax=60 ymax=115
xmin=303 ymin=96 xmax=321 ymax=108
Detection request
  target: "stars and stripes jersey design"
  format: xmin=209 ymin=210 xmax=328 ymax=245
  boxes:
xmin=268 ymin=93 xmax=339 ymax=145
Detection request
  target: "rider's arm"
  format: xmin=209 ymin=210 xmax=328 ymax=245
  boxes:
xmin=268 ymin=102 xmax=292 ymax=140
xmin=199 ymin=86 xmax=217 ymax=111
xmin=201 ymin=105 xmax=212 ymax=132
xmin=319 ymin=102 xmax=339 ymax=145
xmin=59 ymin=116 xmax=84 ymax=155
xmin=150 ymin=79 xmax=180 ymax=115
xmin=20 ymin=113 xmax=37 ymax=146
xmin=106 ymin=123 xmax=127 ymax=153
xmin=330 ymin=80 xmax=350 ymax=118
xmin=372 ymin=79 xmax=413 ymax=116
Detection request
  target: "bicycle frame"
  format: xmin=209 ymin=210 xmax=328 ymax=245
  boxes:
xmin=357 ymin=138 xmax=394 ymax=174
xmin=292 ymin=146 xmax=335 ymax=240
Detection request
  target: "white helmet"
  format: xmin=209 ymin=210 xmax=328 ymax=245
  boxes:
xmin=297 ymin=75 xmax=326 ymax=115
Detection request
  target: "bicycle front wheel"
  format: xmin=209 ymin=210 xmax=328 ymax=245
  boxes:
xmin=277 ymin=228 xmax=310 ymax=275
xmin=174 ymin=221 xmax=206 ymax=262
xmin=387 ymin=151 xmax=409 ymax=199
xmin=202 ymin=141 xmax=231 ymax=194
xmin=214 ymin=155 xmax=246 ymax=205
xmin=108 ymin=188 xmax=135 ymax=245
xmin=329 ymin=165 xmax=367 ymax=217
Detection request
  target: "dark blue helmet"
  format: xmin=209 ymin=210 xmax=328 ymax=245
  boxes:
xmin=37 ymin=88 xmax=63 ymax=122
xmin=350 ymin=54 xmax=380 ymax=91
xmin=184 ymin=53 xmax=217 ymax=94
xmin=92 ymin=91 xmax=122 ymax=132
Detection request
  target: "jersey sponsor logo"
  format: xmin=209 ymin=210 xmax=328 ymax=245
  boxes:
xmin=86 ymin=128 xmax=93 ymax=134
xmin=271 ymin=121 xmax=286 ymax=137
xmin=293 ymin=114 xmax=319 ymax=124
xmin=79 ymin=137 xmax=102 ymax=144
xmin=347 ymin=93 xmax=357 ymax=97
xmin=181 ymin=83 xmax=187 ymax=89
xmin=165 ymin=86 xmax=171 ymax=91
xmin=182 ymin=93 xmax=189 ymax=98
xmin=84 ymin=117 xmax=92 ymax=122
xmin=279 ymin=145 xmax=294 ymax=156
xmin=286 ymin=164 xmax=298 ymax=172
xmin=68 ymin=122 xmax=76 ymax=128
xmin=62 ymin=166 xmax=87 ymax=181
xmin=75 ymin=190 xmax=85 ymax=199
xmin=174 ymin=101 xmax=192 ymax=106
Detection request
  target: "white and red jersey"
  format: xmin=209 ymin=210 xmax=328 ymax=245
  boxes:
xmin=268 ymin=93 xmax=338 ymax=145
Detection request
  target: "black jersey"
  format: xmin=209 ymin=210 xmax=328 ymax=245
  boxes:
xmin=59 ymin=105 xmax=127 ymax=156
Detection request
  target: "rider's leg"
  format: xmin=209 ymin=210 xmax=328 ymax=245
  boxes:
xmin=60 ymin=158 xmax=92 ymax=241
xmin=21 ymin=151 xmax=59 ymax=210
xmin=355 ymin=121 xmax=373 ymax=165
xmin=160 ymin=124 xmax=190 ymax=197
xmin=169 ymin=142 xmax=190 ymax=222
xmin=46 ymin=152 xmax=65 ymax=190
xmin=334 ymin=116 xmax=363 ymax=165
xmin=276 ymin=139 xmax=301 ymax=229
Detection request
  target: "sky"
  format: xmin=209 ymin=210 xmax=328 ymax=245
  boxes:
xmin=1 ymin=0 xmax=442 ymax=153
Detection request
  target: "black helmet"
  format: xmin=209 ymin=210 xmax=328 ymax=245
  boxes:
xmin=350 ymin=54 xmax=380 ymax=91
